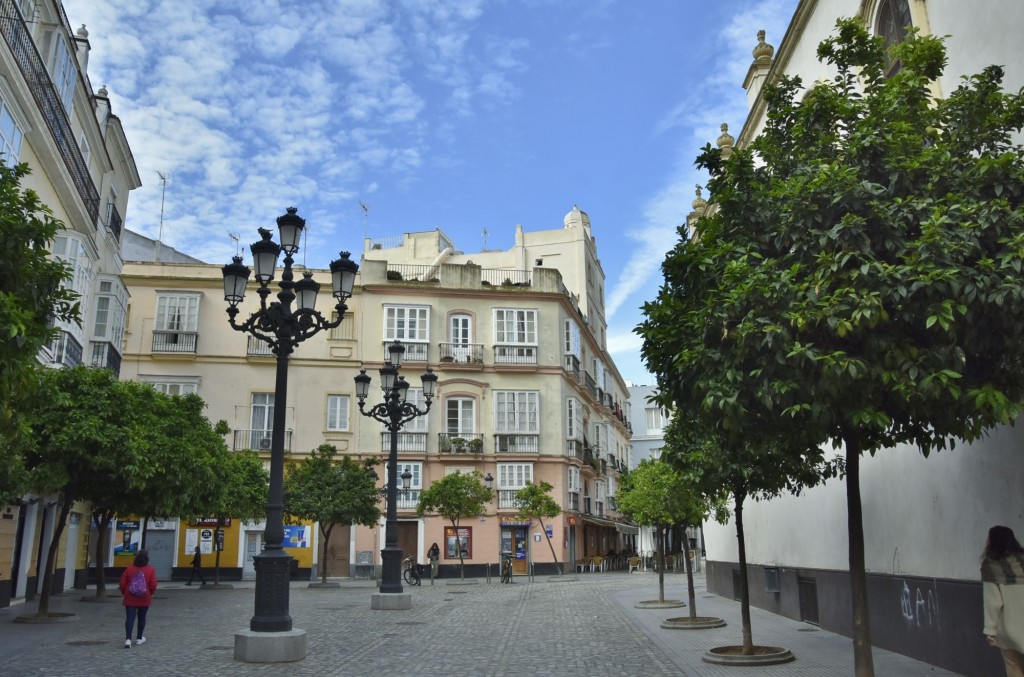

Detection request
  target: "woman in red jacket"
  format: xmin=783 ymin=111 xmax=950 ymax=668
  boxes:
xmin=119 ymin=549 xmax=157 ymax=648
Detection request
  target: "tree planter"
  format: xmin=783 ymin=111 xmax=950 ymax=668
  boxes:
xmin=660 ymin=616 xmax=726 ymax=630
xmin=13 ymin=612 xmax=78 ymax=624
xmin=702 ymin=646 xmax=794 ymax=666
xmin=634 ymin=599 xmax=685 ymax=609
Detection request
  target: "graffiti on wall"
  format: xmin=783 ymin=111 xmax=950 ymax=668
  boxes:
xmin=900 ymin=579 xmax=941 ymax=631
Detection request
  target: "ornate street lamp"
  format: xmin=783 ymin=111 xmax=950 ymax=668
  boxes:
xmin=355 ymin=340 xmax=436 ymax=605
xmin=222 ymin=207 xmax=358 ymax=638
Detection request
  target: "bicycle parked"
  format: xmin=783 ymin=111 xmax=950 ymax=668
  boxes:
xmin=500 ymin=554 xmax=513 ymax=584
xmin=402 ymin=555 xmax=422 ymax=586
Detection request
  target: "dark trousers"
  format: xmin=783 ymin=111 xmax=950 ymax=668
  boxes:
xmin=188 ymin=564 xmax=206 ymax=585
xmin=125 ymin=606 xmax=149 ymax=640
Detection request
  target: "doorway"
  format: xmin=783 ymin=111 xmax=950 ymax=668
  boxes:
xmin=243 ymin=531 xmax=264 ymax=580
xmin=322 ymin=525 xmax=351 ymax=577
xmin=501 ymin=526 xmax=530 ymax=575
xmin=397 ymin=522 xmax=418 ymax=564
xmin=449 ymin=315 xmax=472 ymax=362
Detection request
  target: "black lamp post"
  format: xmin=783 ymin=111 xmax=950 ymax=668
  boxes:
xmin=221 ymin=207 xmax=358 ymax=633
xmin=355 ymin=340 xmax=437 ymax=596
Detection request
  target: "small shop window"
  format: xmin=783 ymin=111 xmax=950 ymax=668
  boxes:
xmin=445 ymin=526 xmax=472 ymax=559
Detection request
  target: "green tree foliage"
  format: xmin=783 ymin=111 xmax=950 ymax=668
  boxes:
xmin=617 ymin=458 xmax=709 ymax=605
xmin=0 ymin=162 xmax=79 ymax=502
xmin=640 ymin=19 xmax=1024 ymax=675
xmin=25 ymin=367 xmax=159 ymax=615
xmin=284 ymin=445 xmax=381 ymax=585
xmin=417 ymin=471 xmax=492 ymax=579
xmin=513 ymin=481 xmax=562 ymax=576
xmin=197 ymin=449 xmax=268 ymax=584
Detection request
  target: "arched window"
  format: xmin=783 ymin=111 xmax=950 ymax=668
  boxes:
xmin=875 ymin=0 xmax=913 ymax=76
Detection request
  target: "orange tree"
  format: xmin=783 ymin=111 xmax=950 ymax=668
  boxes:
xmin=640 ymin=19 xmax=1024 ymax=677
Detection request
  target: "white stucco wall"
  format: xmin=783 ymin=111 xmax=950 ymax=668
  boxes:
xmin=704 ymin=419 xmax=1024 ymax=581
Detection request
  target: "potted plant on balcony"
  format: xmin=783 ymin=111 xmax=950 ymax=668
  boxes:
xmin=467 ymin=438 xmax=483 ymax=456
xmin=449 ymin=437 xmax=467 ymax=453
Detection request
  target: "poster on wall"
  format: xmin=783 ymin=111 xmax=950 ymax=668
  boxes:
xmin=114 ymin=519 xmax=140 ymax=557
xmin=283 ymin=525 xmax=309 ymax=548
xmin=444 ymin=526 xmax=471 ymax=559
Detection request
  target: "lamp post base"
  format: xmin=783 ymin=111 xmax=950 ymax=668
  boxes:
xmin=370 ymin=591 xmax=412 ymax=610
xmin=233 ymin=628 xmax=307 ymax=663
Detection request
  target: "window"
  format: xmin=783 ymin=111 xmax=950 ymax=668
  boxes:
xmin=392 ymin=461 xmax=422 ymax=508
xmin=326 ymin=394 xmax=350 ymax=431
xmin=567 ymin=466 xmax=580 ymax=493
xmin=92 ymin=277 xmax=127 ymax=345
xmin=497 ymin=463 xmax=533 ymax=489
xmin=566 ymin=397 xmax=583 ymax=441
xmin=446 ymin=397 xmax=475 ymax=434
xmin=156 ymin=293 xmax=199 ymax=332
xmin=44 ymin=30 xmax=77 ymax=113
xmin=444 ymin=526 xmax=471 ymax=559
xmin=876 ymin=0 xmax=913 ymax=76
xmin=145 ymin=378 xmax=199 ymax=396
xmin=52 ymin=233 xmax=93 ymax=296
xmin=593 ymin=422 xmax=607 ymax=452
xmin=0 ymin=97 xmax=25 ymax=166
xmin=251 ymin=393 xmax=274 ymax=436
xmin=403 ymin=388 xmax=428 ymax=432
xmin=78 ymin=133 xmax=90 ymax=168
xmin=494 ymin=391 xmax=539 ymax=433
xmin=329 ymin=311 xmax=355 ymax=340
xmin=384 ymin=305 xmax=429 ymax=342
xmin=494 ymin=308 xmax=536 ymax=344
xmin=596 ymin=480 xmax=606 ymax=502
xmin=563 ymin=319 xmax=581 ymax=356
xmin=645 ymin=407 xmax=667 ymax=434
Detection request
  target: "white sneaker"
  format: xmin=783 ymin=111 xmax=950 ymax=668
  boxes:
xmin=135 ymin=637 xmax=146 ymax=646
xmin=124 ymin=639 xmax=131 ymax=649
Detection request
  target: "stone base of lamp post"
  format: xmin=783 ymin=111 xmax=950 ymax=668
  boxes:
xmin=370 ymin=591 xmax=413 ymax=610
xmin=233 ymin=628 xmax=307 ymax=663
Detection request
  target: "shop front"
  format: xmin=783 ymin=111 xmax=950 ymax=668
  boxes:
xmin=499 ymin=518 xmax=532 ymax=575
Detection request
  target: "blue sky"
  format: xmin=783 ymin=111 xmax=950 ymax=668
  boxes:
xmin=67 ymin=0 xmax=798 ymax=385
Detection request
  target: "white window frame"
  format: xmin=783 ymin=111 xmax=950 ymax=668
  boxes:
xmin=494 ymin=391 xmax=539 ymax=433
xmin=446 ymin=397 xmax=475 ymax=434
xmin=645 ymin=407 xmax=667 ymax=434
xmin=251 ymin=393 xmax=275 ymax=432
xmin=326 ymin=394 xmax=350 ymax=432
xmin=497 ymin=463 xmax=533 ymax=489
xmin=596 ymin=480 xmax=606 ymax=502
xmin=0 ymin=94 xmax=25 ymax=166
xmin=566 ymin=397 xmax=582 ymax=441
xmin=142 ymin=377 xmax=200 ymax=396
xmin=91 ymin=276 xmax=128 ymax=344
xmin=567 ymin=466 xmax=580 ymax=494
xmin=384 ymin=304 xmax=430 ymax=342
xmin=46 ymin=29 xmax=77 ymax=113
xmin=155 ymin=293 xmax=200 ymax=332
xmin=494 ymin=308 xmax=537 ymax=345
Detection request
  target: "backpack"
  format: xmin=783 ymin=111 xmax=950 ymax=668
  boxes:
xmin=127 ymin=569 xmax=148 ymax=597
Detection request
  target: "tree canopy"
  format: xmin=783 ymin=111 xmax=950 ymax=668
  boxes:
xmin=639 ymin=19 xmax=1024 ymax=676
xmin=513 ymin=481 xmax=562 ymax=575
xmin=0 ymin=162 xmax=79 ymax=502
xmin=284 ymin=444 xmax=381 ymax=585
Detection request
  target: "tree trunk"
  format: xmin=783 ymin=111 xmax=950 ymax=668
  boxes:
xmin=539 ymin=518 xmax=562 ymax=576
xmin=92 ymin=511 xmax=114 ymax=599
xmin=320 ymin=523 xmax=333 ymax=585
xmin=845 ymin=435 xmax=875 ymax=676
xmin=656 ymin=525 xmax=665 ymax=603
xmin=683 ymin=522 xmax=697 ymax=620
xmin=141 ymin=516 xmax=149 ymax=550
xmin=735 ymin=489 xmax=753 ymax=655
xmin=36 ymin=499 xmax=71 ymax=616
xmin=454 ymin=520 xmax=465 ymax=580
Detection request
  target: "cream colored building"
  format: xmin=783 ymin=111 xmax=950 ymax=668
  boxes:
xmin=2 ymin=1 xmax=141 ymax=608
xmin=119 ymin=205 xmax=635 ymax=580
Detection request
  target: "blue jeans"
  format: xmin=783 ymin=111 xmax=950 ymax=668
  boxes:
xmin=125 ymin=606 xmax=149 ymax=640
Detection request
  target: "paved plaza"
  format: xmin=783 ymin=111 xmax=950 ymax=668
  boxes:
xmin=0 ymin=571 xmax=961 ymax=676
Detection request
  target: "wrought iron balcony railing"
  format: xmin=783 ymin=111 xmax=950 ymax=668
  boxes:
xmin=439 ymin=342 xmax=483 ymax=365
xmin=438 ymin=432 xmax=483 ymax=454
xmin=497 ymin=490 xmax=525 ymax=510
xmin=494 ymin=344 xmax=536 ymax=365
xmin=153 ymin=330 xmax=198 ymax=353
xmin=380 ymin=431 xmax=427 ymax=453
xmin=89 ymin=340 xmax=121 ymax=377
xmin=233 ymin=429 xmax=292 ymax=452
xmin=494 ymin=433 xmax=539 ymax=454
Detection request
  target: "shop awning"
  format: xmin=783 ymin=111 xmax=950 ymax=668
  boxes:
xmin=580 ymin=515 xmax=634 ymax=532
xmin=615 ymin=523 xmax=640 ymax=535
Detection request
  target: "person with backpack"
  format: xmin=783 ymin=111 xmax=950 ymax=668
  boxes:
xmin=119 ymin=549 xmax=157 ymax=649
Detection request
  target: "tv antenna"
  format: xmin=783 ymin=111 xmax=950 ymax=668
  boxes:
xmin=359 ymin=201 xmax=369 ymax=241
xmin=482 ymin=227 xmax=489 ymax=250
xmin=227 ymin=231 xmax=241 ymax=257
xmin=155 ymin=171 xmax=168 ymax=261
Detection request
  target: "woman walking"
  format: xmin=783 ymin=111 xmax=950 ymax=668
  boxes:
xmin=983 ymin=525 xmax=1024 ymax=676
xmin=119 ymin=549 xmax=157 ymax=648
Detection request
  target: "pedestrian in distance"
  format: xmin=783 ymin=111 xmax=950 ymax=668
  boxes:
xmin=983 ymin=525 xmax=1024 ymax=677
xmin=427 ymin=542 xmax=440 ymax=579
xmin=187 ymin=545 xmax=206 ymax=586
xmin=119 ymin=549 xmax=157 ymax=649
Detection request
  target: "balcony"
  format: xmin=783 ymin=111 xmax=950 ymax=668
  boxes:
xmin=497 ymin=490 xmax=525 ymax=510
xmin=481 ymin=269 xmax=532 ymax=287
xmin=105 ymin=202 xmax=122 ymax=242
xmin=153 ymin=330 xmax=198 ymax=354
xmin=382 ymin=341 xmax=427 ymax=362
xmin=0 ymin=5 xmax=99 ymax=223
xmin=494 ymin=344 xmax=537 ymax=365
xmin=566 ymin=439 xmax=584 ymax=460
xmin=439 ymin=342 xmax=483 ymax=366
xmin=52 ymin=330 xmax=83 ymax=367
xmin=583 ymin=372 xmax=597 ymax=398
xmin=494 ymin=434 xmax=539 ymax=454
xmin=396 ymin=491 xmax=421 ymax=511
xmin=563 ymin=354 xmax=581 ymax=378
xmin=89 ymin=340 xmax=122 ymax=377
xmin=595 ymin=501 xmax=604 ymax=517
xmin=233 ymin=429 xmax=293 ymax=452
xmin=583 ymin=497 xmax=592 ymax=515
xmin=380 ymin=431 xmax=427 ymax=453
xmin=247 ymin=335 xmax=274 ymax=357
xmin=438 ymin=432 xmax=483 ymax=455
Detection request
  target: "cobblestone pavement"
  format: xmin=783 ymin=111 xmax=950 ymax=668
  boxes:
xmin=0 ymin=572 xmax=961 ymax=676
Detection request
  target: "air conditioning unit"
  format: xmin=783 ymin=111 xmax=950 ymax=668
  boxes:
xmin=259 ymin=436 xmax=272 ymax=450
